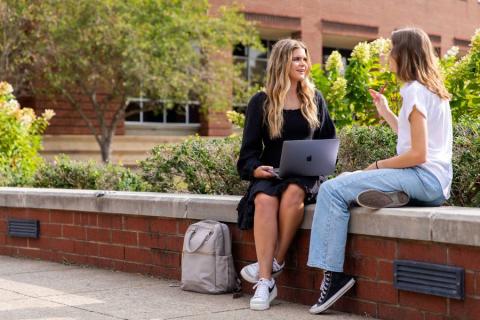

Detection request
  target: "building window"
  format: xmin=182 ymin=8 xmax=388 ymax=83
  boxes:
xmin=233 ymin=39 xmax=275 ymax=87
xmin=125 ymin=98 xmax=200 ymax=124
xmin=322 ymin=47 xmax=351 ymax=67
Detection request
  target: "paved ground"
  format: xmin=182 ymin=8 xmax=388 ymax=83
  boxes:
xmin=0 ymin=255 xmax=371 ymax=320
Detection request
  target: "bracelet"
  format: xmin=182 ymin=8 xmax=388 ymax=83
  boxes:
xmin=375 ymin=160 xmax=379 ymax=169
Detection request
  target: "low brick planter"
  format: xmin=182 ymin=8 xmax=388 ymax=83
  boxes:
xmin=0 ymin=188 xmax=479 ymax=319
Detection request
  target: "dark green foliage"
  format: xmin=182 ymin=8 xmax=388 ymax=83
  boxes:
xmin=139 ymin=135 xmax=248 ymax=195
xmin=33 ymin=155 xmax=149 ymax=191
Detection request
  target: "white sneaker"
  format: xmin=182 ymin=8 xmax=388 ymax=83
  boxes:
xmin=250 ymin=278 xmax=277 ymax=311
xmin=240 ymin=258 xmax=285 ymax=283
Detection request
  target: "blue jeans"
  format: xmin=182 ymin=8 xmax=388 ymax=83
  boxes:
xmin=307 ymin=167 xmax=445 ymax=272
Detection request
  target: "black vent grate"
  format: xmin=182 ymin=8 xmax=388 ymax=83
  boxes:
xmin=8 ymin=218 xmax=40 ymax=238
xmin=394 ymin=260 xmax=464 ymax=300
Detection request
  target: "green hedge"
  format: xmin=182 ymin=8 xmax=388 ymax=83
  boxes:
xmin=32 ymin=155 xmax=149 ymax=191
xmin=25 ymin=122 xmax=479 ymax=207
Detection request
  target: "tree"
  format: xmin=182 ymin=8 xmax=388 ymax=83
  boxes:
xmin=0 ymin=0 xmax=40 ymax=97
xmin=33 ymin=0 xmax=259 ymax=162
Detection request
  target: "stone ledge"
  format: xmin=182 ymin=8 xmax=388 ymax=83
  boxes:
xmin=1 ymin=187 xmax=479 ymax=247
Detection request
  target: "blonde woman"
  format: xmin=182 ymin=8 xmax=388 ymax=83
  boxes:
xmin=308 ymin=27 xmax=452 ymax=314
xmin=236 ymin=39 xmax=336 ymax=310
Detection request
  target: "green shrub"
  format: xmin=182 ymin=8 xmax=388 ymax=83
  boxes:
xmin=33 ymin=155 xmax=149 ymax=191
xmin=337 ymin=123 xmax=480 ymax=207
xmin=139 ymin=135 xmax=248 ymax=195
xmin=0 ymin=81 xmax=54 ymax=186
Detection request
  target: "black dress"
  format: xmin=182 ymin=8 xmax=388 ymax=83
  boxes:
xmin=236 ymin=91 xmax=336 ymax=230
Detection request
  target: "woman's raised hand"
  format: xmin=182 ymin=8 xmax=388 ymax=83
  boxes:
xmin=253 ymin=165 xmax=276 ymax=179
xmin=368 ymin=89 xmax=390 ymax=118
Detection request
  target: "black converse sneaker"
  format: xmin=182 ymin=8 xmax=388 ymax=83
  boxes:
xmin=309 ymin=271 xmax=355 ymax=314
xmin=250 ymin=278 xmax=277 ymax=311
xmin=356 ymin=189 xmax=410 ymax=209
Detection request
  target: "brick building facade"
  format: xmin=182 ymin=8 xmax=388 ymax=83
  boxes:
xmin=41 ymin=0 xmax=480 ymax=137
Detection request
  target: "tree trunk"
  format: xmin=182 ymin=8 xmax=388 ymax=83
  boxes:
xmin=100 ymin=135 xmax=112 ymax=163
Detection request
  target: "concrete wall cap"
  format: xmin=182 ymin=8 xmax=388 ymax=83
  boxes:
xmin=1 ymin=187 xmax=479 ymax=246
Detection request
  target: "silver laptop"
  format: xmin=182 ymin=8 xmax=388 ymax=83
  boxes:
xmin=273 ymin=139 xmax=339 ymax=178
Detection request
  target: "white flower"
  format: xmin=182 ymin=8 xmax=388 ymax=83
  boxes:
xmin=351 ymin=42 xmax=371 ymax=65
xmin=18 ymin=108 xmax=35 ymax=127
xmin=444 ymin=46 xmax=459 ymax=59
xmin=0 ymin=99 xmax=20 ymax=115
xmin=42 ymin=109 xmax=55 ymax=121
xmin=325 ymin=51 xmax=343 ymax=74
xmin=0 ymin=82 xmax=14 ymax=96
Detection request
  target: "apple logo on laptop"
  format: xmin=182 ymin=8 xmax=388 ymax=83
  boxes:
xmin=306 ymin=155 xmax=312 ymax=162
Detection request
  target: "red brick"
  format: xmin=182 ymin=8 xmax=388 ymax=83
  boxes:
xmin=0 ymin=220 xmax=6 ymax=232
xmin=111 ymin=230 xmax=138 ymax=246
xmin=94 ymin=257 xmax=116 ymax=270
xmin=6 ymin=208 xmax=29 ymax=218
xmin=449 ymin=296 xmax=480 ymax=319
xmin=73 ymin=241 xmax=99 ymax=256
xmin=178 ymin=219 xmax=196 ymax=234
xmin=277 ymin=286 xmax=301 ymax=303
xmin=356 ymin=279 xmax=397 ymax=304
xmin=465 ymin=271 xmax=475 ymax=297
xmin=0 ymin=233 xmax=6 ymax=245
xmin=232 ymin=242 xmax=257 ymax=262
xmin=344 ymin=255 xmax=377 ymax=280
xmin=86 ymin=228 xmax=111 ymax=243
xmin=352 ymin=236 xmax=396 ymax=260
xmin=229 ymin=225 xmax=243 ymax=243
xmin=150 ymin=218 xmax=177 ymax=235
xmin=74 ymin=212 xmax=98 ymax=226
xmin=62 ymin=225 xmax=86 ymax=240
xmin=399 ymin=290 xmax=447 ymax=314
xmin=50 ymin=210 xmax=74 ymax=224
xmin=28 ymin=237 xmax=50 ymax=249
xmin=295 ymin=289 xmax=320 ymax=306
xmin=424 ymin=313 xmax=449 ymax=320
xmin=150 ymin=265 xmax=180 ymax=280
xmin=152 ymin=250 xmax=180 ymax=268
xmin=378 ymin=260 xmax=394 ymax=282
xmin=378 ymin=304 xmax=424 ymax=320
xmin=0 ymin=246 xmax=16 ymax=256
xmin=125 ymin=247 xmax=152 ymax=264
xmin=124 ymin=216 xmax=150 ymax=232
xmin=61 ymin=253 xmax=89 ymax=265
xmin=119 ymin=261 xmax=153 ymax=275
xmin=277 ymin=269 xmax=315 ymax=290
xmin=476 ymin=272 xmax=480 ymax=297
xmin=50 ymin=238 xmax=75 ymax=253
xmin=98 ymin=215 xmax=123 ymax=229
xmin=6 ymin=237 xmax=28 ymax=247
xmin=398 ymin=241 xmax=447 ymax=264
xmin=143 ymin=234 xmax=183 ymax=252
xmin=26 ymin=210 xmax=50 ymax=222
xmin=40 ymin=224 xmax=62 ymax=238
xmin=332 ymin=296 xmax=377 ymax=318
xmin=448 ymin=245 xmax=480 ymax=271
xmin=17 ymin=248 xmax=56 ymax=261
xmin=98 ymin=244 xmax=124 ymax=260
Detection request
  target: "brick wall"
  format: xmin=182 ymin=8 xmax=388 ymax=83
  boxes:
xmin=1 ymin=207 xmax=479 ymax=320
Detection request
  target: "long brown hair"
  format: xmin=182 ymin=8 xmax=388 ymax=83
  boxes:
xmin=264 ymin=39 xmax=319 ymax=139
xmin=390 ymin=27 xmax=451 ymax=100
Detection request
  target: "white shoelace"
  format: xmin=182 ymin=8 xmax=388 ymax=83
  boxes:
xmin=253 ymin=278 xmax=272 ymax=299
xmin=319 ymin=271 xmax=332 ymax=302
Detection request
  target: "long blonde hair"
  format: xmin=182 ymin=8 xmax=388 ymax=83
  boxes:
xmin=264 ymin=39 xmax=319 ymax=139
xmin=390 ymin=27 xmax=451 ymax=100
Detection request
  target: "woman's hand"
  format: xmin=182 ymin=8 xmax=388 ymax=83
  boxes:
xmin=368 ymin=89 xmax=391 ymax=118
xmin=253 ymin=165 xmax=276 ymax=179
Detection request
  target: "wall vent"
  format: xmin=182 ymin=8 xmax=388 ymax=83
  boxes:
xmin=394 ymin=260 xmax=464 ymax=300
xmin=7 ymin=218 xmax=40 ymax=238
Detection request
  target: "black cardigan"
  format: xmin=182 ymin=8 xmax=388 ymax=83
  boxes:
xmin=237 ymin=91 xmax=336 ymax=181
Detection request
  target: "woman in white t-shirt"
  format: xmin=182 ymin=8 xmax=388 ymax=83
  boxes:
xmin=307 ymin=27 xmax=453 ymax=314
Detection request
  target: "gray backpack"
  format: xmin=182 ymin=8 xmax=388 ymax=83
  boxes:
xmin=181 ymin=220 xmax=239 ymax=294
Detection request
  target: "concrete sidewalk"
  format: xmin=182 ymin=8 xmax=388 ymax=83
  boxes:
xmin=0 ymin=256 xmax=371 ymax=320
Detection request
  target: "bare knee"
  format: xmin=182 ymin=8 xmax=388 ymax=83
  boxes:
xmin=254 ymin=193 xmax=279 ymax=215
xmin=281 ymin=184 xmax=305 ymax=209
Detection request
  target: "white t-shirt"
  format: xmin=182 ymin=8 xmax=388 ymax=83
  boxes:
xmin=397 ymin=81 xmax=453 ymax=199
